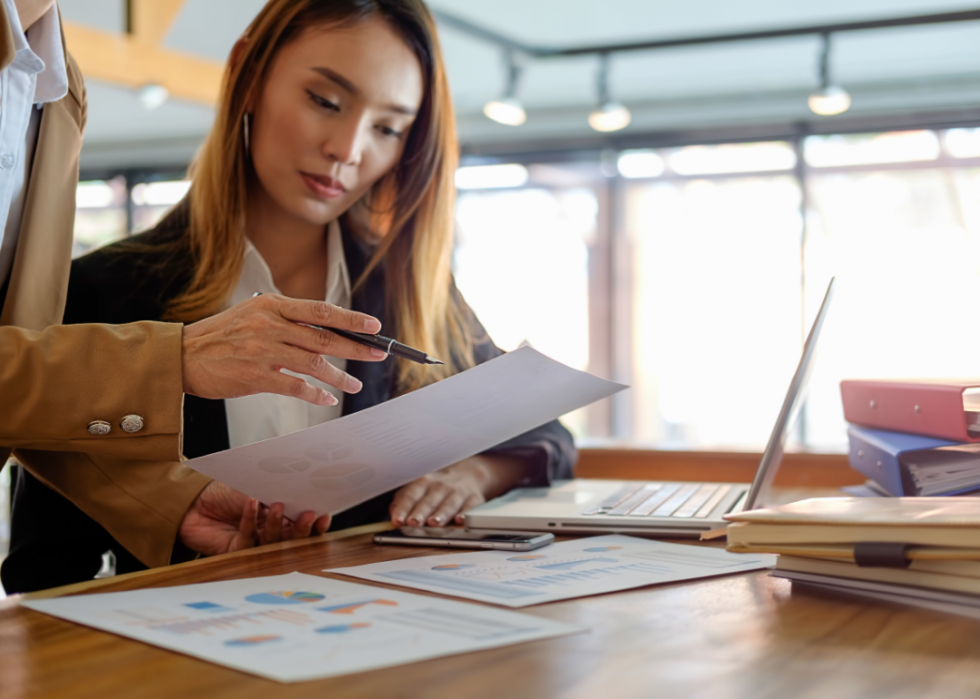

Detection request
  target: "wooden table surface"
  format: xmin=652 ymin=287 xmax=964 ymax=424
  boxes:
xmin=3 ymin=502 xmax=980 ymax=698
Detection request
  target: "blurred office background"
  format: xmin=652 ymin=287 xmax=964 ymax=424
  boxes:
xmin=4 ymin=0 xmax=980 ymax=553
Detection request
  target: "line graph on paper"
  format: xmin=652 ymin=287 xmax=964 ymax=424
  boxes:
xmin=334 ymin=535 xmax=777 ymax=607
xmin=112 ymin=607 xmax=316 ymax=636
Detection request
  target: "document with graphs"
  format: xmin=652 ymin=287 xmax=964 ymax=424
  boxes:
xmin=329 ymin=535 xmax=776 ymax=607
xmin=21 ymin=572 xmax=582 ymax=683
xmin=185 ymin=347 xmax=624 ymax=520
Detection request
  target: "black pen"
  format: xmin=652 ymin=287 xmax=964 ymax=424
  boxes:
xmin=253 ymin=292 xmax=444 ymax=365
xmin=324 ymin=326 xmax=444 ymax=365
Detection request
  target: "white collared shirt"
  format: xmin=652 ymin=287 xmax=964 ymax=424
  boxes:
xmin=223 ymin=221 xmax=352 ymax=448
xmin=0 ymin=0 xmax=69 ymax=287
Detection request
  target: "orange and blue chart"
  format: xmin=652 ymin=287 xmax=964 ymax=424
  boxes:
xmin=224 ymin=635 xmax=282 ymax=647
xmin=535 ymin=558 xmax=618 ymax=570
xmin=316 ymin=599 xmax=398 ymax=614
xmin=245 ymin=591 xmax=326 ymax=605
xmin=315 ymin=623 xmax=371 ymax=634
xmin=184 ymin=601 xmax=235 ymax=613
xmin=583 ymin=546 xmax=623 ymax=553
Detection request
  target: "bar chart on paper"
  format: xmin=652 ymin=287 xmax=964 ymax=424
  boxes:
xmin=329 ymin=535 xmax=776 ymax=607
xmin=21 ymin=573 xmax=582 ymax=683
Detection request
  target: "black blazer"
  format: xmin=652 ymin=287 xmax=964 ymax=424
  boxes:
xmin=3 ymin=204 xmax=576 ymax=593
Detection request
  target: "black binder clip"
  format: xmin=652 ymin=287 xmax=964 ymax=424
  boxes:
xmin=853 ymin=542 xmax=912 ymax=568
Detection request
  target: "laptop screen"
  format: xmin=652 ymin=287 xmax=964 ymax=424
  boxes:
xmin=742 ymin=278 xmax=835 ymax=510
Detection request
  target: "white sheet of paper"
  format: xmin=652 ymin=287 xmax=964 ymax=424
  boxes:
xmin=186 ymin=347 xmax=625 ymax=519
xmin=21 ymin=572 xmax=584 ymax=683
xmin=329 ymin=535 xmax=776 ymax=608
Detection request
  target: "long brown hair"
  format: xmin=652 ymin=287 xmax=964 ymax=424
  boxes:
xmin=169 ymin=0 xmax=471 ymax=393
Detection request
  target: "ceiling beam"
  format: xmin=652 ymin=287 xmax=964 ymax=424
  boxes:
xmin=432 ymin=8 xmax=980 ymax=58
xmin=126 ymin=0 xmax=187 ymax=46
xmin=63 ymin=21 xmax=223 ymax=105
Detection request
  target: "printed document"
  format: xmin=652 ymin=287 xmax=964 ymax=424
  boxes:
xmin=22 ymin=572 xmax=583 ymax=683
xmin=328 ymin=535 xmax=776 ymax=607
xmin=186 ymin=347 xmax=625 ymax=519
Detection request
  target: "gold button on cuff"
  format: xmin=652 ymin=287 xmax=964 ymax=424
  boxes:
xmin=120 ymin=414 xmax=145 ymax=434
xmin=87 ymin=420 xmax=112 ymax=436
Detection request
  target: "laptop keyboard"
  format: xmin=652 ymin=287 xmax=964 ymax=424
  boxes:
xmin=582 ymin=483 xmax=732 ymax=519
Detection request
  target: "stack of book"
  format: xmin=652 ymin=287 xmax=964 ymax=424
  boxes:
xmin=725 ymin=497 xmax=980 ymax=618
xmin=841 ymin=379 xmax=980 ymax=496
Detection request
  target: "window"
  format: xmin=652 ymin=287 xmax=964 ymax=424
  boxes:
xmin=456 ymin=130 xmax=980 ymax=451
xmin=627 ymin=174 xmax=803 ymax=448
xmin=802 ymin=134 xmax=980 ymax=450
xmin=453 ymin=163 xmax=599 ymax=438
xmin=69 ymin=127 xmax=980 ymax=451
xmin=72 ymin=177 xmax=128 ymax=257
xmin=131 ymin=180 xmax=191 ymax=233
xmin=71 ymin=175 xmax=190 ymax=258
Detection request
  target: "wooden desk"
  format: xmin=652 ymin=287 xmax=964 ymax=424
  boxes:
xmin=3 ymin=502 xmax=980 ymax=698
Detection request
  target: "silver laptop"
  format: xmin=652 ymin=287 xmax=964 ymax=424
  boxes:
xmin=465 ymin=278 xmax=835 ymax=537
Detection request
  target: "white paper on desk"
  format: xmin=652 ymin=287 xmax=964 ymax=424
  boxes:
xmin=328 ymin=535 xmax=777 ymax=608
xmin=21 ymin=572 xmax=584 ymax=683
xmin=186 ymin=347 xmax=625 ymax=519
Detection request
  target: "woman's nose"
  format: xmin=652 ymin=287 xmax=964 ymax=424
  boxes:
xmin=325 ymin=117 xmax=365 ymax=166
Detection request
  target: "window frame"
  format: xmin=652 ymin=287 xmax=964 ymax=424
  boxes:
xmin=78 ymin=114 xmax=980 ymax=448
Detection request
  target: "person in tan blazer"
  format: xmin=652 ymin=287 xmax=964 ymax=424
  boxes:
xmin=0 ymin=0 xmax=388 ymax=588
xmin=6 ymin=0 xmax=577 ymax=593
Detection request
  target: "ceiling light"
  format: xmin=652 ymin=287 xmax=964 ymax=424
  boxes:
xmin=137 ymin=83 xmax=169 ymax=111
xmin=590 ymin=103 xmax=632 ymax=132
xmin=808 ymin=34 xmax=850 ymax=117
xmin=455 ymin=164 xmax=529 ymax=190
xmin=808 ymin=86 xmax=851 ymax=117
xmin=589 ymin=54 xmax=630 ymax=132
xmin=483 ymin=97 xmax=526 ymax=126
xmin=484 ymin=52 xmax=526 ymax=126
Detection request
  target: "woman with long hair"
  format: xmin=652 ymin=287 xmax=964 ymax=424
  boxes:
xmin=6 ymin=0 xmax=575 ymax=590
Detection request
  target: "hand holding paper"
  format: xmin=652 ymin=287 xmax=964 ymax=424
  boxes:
xmin=178 ymin=481 xmax=332 ymax=555
xmin=186 ymin=348 xmax=625 ymax=519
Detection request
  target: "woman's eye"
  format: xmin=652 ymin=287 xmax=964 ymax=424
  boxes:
xmin=306 ymin=90 xmax=339 ymax=112
xmin=376 ymin=125 xmax=403 ymax=139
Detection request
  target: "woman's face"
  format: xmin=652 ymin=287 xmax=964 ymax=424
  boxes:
xmin=248 ymin=15 xmax=424 ymax=227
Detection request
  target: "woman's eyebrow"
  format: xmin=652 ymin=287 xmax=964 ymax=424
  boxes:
xmin=312 ymin=67 xmax=358 ymax=94
xmin=311 ymin=66 xmax=417 ymax=116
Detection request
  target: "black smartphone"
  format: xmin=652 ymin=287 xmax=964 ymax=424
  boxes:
xmin=372 ymin=527 xmax=554 ymax=551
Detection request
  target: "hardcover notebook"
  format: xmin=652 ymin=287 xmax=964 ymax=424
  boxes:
xmin=723 ymin=496 xmax=980 ymax=548
xmin=841 ymin=379 xmax=980 ymax=442
xmin=772 ymin=556 xmax=980 ymax=597
xmin=847 ymin=425 xmax=980 ymax=497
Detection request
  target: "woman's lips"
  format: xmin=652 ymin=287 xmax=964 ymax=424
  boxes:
xmin=300 ymin=172 xmax=346 ymax=200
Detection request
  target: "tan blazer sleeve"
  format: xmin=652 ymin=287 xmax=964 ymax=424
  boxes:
xmin=2 ymin=320 xmax=215 ymax=568
xmin=16 ymin=449 xmax=210 ymax=568
xmin=0 ymin=321 xmax=184 ymax=461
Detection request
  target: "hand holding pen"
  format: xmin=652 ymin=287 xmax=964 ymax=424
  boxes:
xmin=252 ymin=292 xmax=444 ymax=365
xmin=183 ymin=293 xmax=389 ymax=408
